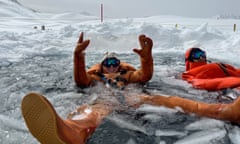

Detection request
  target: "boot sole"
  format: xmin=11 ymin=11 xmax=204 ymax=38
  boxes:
xmin=21 ymin=92 xmax=66 ymax=144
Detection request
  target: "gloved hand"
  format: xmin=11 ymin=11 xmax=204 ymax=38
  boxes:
xmin=74 ymin=32 xmax=91 ymax=87
xmin=133 ymin=34 xmax=153 ymax=59
xmin=74 ymin=32 xmax=90 ymax=55
xmin=129 ymin=34 xmax=153 ymax=83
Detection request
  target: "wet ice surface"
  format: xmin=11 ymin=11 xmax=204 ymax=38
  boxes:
xmin=1 ymin=52 xmax=240 ymax=144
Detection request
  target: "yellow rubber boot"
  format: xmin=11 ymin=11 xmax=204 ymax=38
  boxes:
xmin=21 ymin=93 xmax=88 ymax=144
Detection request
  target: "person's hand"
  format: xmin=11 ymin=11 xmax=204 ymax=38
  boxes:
xmin=74 ymin=32 xmax=90 ymax=54
xmin=133 ymin=34 xmax=153 ymax=58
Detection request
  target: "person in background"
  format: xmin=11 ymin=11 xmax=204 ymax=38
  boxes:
xmin=21 ymin=34 xmax=240 ymax=144
xmin=182 ymin=47 xmax=240 ymax=91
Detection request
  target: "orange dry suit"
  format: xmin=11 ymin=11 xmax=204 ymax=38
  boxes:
xmin=138 ymin=94 xmax=240 ymax=124
xmin=74 ymin=53 xmax=153 ymax=88
xmin=182 ymin=63 xmax=240 ymax=91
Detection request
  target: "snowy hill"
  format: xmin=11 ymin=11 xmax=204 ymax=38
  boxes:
xmin=0 ymin=0 xmax=38 ymax=17
xmin=50 ymin=11 xmax=98 ymax=20
xmin=0 ymin=0 xmax=97 ymax=20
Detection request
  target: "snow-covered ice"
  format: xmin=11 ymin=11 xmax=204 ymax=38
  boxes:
xmin=1 ymin=0 xmax=240 ymax=144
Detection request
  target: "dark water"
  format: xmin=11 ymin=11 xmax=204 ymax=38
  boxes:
xmin=0 ymin=52 xmax=238 ymax=144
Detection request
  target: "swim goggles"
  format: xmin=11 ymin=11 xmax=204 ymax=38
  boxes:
xmin=102 ymin=57 xmax=120 ymax=67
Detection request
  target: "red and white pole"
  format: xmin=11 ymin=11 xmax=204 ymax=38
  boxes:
xmin=100 ymin=3 xmax=103 ymax=23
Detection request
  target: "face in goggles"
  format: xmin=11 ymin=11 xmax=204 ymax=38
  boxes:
xmin=185 ymin=48 xmax=207 ymax=71
xmin=190 ymin=50 xmax=206 ymax=61
xmin=102 ymin=57 xmax=120 ymax=68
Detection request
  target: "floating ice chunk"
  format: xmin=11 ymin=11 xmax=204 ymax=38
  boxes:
xmin=0 ymin=58 xmax=11 ymax=67
xmin=185 ymin=118 xmax=225 ymax=131
xmin=141 ymin=114 xmax=163 ymax=122
xmin=228 ymin=126 xmax=240 ymax=144
xmin=136 ymin=104 xmax=178 ymax=115
xmin=108 ymin=116 xmax=147 ymax=134
xmin=155 ymin=129 xmax=187 ymax=137
xmin=126 ymin=138 xmax=136 ymax=144
xmin=0 ymin=114 xmax=27 ymax=131
xmin=161 ymin=77 xmax=192 ymax=89
xmin=174 ymin=128 xmax=226 ymax=144
xmin=159 ymin=141 xmax=167 ymax=144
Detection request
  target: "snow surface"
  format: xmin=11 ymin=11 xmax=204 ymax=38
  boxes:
xmin=1 ymin=0 xmax=240 ymax=144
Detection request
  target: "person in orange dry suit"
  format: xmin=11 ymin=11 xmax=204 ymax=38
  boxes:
xmin=21 ymin=33 xmax=240 ymax=144
xmin=182 ymin=47 xmax=240 ymax=91
xmin=73 ymin=33 xmax=153 ymax=89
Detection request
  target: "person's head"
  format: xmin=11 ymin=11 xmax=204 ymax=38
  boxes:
xmin=101 ymin=52 xmax=121 ymax=74
xmin=185 ymin=48 xmax=207 ymax=71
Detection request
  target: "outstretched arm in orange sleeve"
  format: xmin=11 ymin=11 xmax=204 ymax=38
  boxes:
xmin=74 ymin=32 xmax=92 ymax=87
xmin=128 ymin=34 xmax=153 ymax=83
xmin=124 ymin=94 xmax=240 ymax=124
